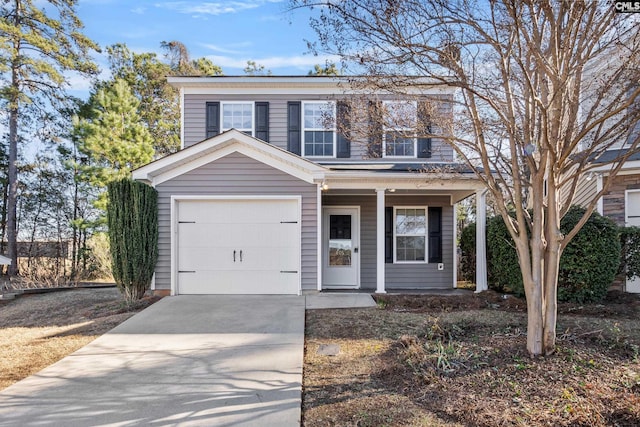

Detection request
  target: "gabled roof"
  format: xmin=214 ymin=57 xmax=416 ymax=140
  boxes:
xmin=167 ymin=75 xmax=456 ymax=95
xmin=132 ymin=129 xmax=327 ymax=186
xmin=593 ymin=148 xmax=640 ymax=163
xmin=320 ymin=162 xmax=477 ymax=173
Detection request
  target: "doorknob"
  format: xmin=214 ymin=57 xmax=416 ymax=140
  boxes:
xmin=354 ymin=247 xmax=359 ymax=253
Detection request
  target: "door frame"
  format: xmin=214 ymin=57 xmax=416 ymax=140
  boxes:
xmin=171 ymin=195 xmax=302 ymax=296
xmin=321 ymin=206 xmax=361 ymax=289
xmin=625 ymin=189 xmax=640 ymax=292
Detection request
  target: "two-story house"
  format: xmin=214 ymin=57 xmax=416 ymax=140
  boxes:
xmin=132 ymin=76 xmax=487 ymax=296
xmin=573 ymin=114 xmax=640 ymax=292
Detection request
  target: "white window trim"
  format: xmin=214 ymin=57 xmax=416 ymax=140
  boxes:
xmin=301 ymin=101 xmax=336 ymax=158
xmin=383 ymin=100 xmax=418 ymax=158
xmin=393 ymin=206 xmax=428 ymax=264
xmin=625 ymin=189 xmax=640 ymax=226
xmin=221 ymin=101 xmax=255 ymax=136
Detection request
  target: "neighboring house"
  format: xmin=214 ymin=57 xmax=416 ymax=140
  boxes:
xmin=132 ymin=76 xmax=487 ymax=296
xmin=573 ymin=100 xmax=640 ymax=292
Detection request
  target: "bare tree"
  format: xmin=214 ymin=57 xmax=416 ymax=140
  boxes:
xmin=293 ymin=0 xmax=640 ymax=356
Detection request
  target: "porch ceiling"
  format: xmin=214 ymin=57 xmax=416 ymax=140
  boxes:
xmin=319 ymin=171 xmax=484 ymax=204
xmin=321 ymin=187 xmax=480 ymax=204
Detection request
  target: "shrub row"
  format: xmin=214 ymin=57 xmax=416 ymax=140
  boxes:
xmin=460 ymin=206 xmax=621 ymax=303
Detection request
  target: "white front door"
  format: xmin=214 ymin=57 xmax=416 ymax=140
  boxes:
xmin=322 ymin=207 xmax=360 ymax=289
xmin=626 ymin=190 xmax=640 ymax=293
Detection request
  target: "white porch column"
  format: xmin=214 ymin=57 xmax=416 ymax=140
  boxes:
xmin=452 ymin=203 xmax=458 ymax=289
xmin=596 ymin=174 xmax=604 ymax=215
xmin=475 ymin=189 xmax=488 ymax=292
xmin=317 ymin=183 xmax=323 ymax=291
xmin=376 ymin=189 xmax=386 ymax=293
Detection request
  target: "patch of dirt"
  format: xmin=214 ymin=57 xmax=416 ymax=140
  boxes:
xmin=0 ymin=288 xmax=160 ymax=390
xmin=375 ymin=290 xmax=640 ymax=318
xmin=303 ymin=292 xmax=640 ymax=426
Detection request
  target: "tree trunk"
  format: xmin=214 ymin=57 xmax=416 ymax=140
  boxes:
xmin=0 ymin=176 xmax=8 ymax=257
xmin=70 ymin=166 xmax=79 ymax=281
xmin=523 ymin=244 xmax=545 ymax=356
xmin=7 ymin=76 xmax=19 ymax=276
xmin=7 ymin=3 xmax=20 ymax=277
xmin=543 ymin=182 xmax=561 ymax=356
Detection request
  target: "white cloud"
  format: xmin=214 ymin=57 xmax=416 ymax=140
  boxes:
xmin=200 ymin=42 xmax=252 ymax=55
xmin=154 ymin=1 xmax=282 ymax=16
xmin=207 ymin=54 xmax=341 ymax=72
xmin=131 ymin=6 xmax=146 ymax=14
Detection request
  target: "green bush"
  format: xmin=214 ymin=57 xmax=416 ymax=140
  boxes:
xmin=458 ymin=223 xmax=476 ymax=283
xmin=462 ymin=206 xmax=620 ymax=303
xmin=486 ymin=214 xmax=525 ymax=295
xmin=558 ymin=206 xmax=620 ymax=303
xmin=620 ymin=226 xmax=640 ymax=280
xmin=107 ymin=179 xmax=158 ymax=304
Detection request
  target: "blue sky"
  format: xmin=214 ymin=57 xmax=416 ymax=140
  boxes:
xmin=75 ymin=0 xmax=337 ymax=85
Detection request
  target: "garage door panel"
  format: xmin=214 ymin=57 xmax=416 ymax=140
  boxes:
xmin=179 ymin=270 xmax=298 ymax=294
xmin=179 ymin=224 xmax=297 ymax=249
xmin=179 ymin=246 xmax=298 ymax=271
xmin=176 ymin=199 xmax=300 ymax=295
xmin=179 ymin=200 xmax=297 ymax=224
xmin=225 ymin=246 xmax=298 ymax=270
xmin=178 ymin=247 xmax=237 ymax=271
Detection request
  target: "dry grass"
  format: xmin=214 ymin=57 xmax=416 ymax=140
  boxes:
xmin=0 ymin=288 xmax=159 ymax=391
xmin=303 ymin=292 xmax=640 ymax=427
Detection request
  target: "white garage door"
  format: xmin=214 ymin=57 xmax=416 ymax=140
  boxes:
xmin=176 ymin=198 xmax=300 ymax=294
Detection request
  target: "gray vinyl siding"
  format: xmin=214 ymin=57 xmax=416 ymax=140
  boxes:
xmin=573 ymin=176 xmax=598 ymax=208
xmin=183 ymin=93 xmax=454 ymax=162
xmin=322 ymin=194 xmax=454 ymax=290
xmin=155 ymin=152 xmax=317 ymax=292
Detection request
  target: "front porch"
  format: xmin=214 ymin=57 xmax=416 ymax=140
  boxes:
xmin=315 ymin=167 xmax=488 ymax=294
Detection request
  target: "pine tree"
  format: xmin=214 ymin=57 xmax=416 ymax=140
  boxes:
xmin=75 ymin=79 xmax=154 ymax=211
xmin=0 ymin=0 xmax=99 ymax=274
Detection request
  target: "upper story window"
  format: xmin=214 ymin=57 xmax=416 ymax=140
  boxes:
xmin=383 ymin=100 xmax=418 ymax=157
xmin=222 ymin=102 xmax=254 ymax=135
xmin=302 ymin=101 xmax=336 ymax=157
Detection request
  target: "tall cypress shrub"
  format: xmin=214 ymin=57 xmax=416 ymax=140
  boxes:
xmin=107 ymin=179 xmax=158 ymax=304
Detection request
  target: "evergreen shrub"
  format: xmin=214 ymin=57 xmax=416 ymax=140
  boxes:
xmin=460 ymin=206 xmax=620 ymax=302
xmin=107 ymin=179 xmax=158 ymax=304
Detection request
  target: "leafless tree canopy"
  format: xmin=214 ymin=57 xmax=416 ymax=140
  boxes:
xmin=295 ymin=0 xmax=640 ymax=355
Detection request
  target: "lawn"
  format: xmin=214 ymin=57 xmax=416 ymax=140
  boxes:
xmin=0 ymin=287 xmax=159 ymax=390
xmin=303 ymin=291 xmax=640 ymax=426
xmin=2 ymin=287 xmax=639 ymax=426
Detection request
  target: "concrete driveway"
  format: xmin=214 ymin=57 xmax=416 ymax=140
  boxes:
xmin=0 ymin=295 xmax=305 ymax=427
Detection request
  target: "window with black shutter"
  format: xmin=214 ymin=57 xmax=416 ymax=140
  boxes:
xmin=367 ymin=101 xmax=383 ymax=158
xmin=417 ymin=101 xmax=432 ymax=158
xmin=255 ymin=102 xmax=269 ymax=142
xmin=385 ymin=207 xmax=393 ymax=263
xmin=336 ymin=101 xmax=351 ymax=158
xmin=428 ymin=207 xmax=443 ymax=263
xmin=205 ymin=102 xmax=220 ymax=138
xmin=287 ymin=101 xmax=302 ymax=155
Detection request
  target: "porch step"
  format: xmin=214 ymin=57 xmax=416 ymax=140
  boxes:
xmin=306 ymin=293 xmax=377 ymax=309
